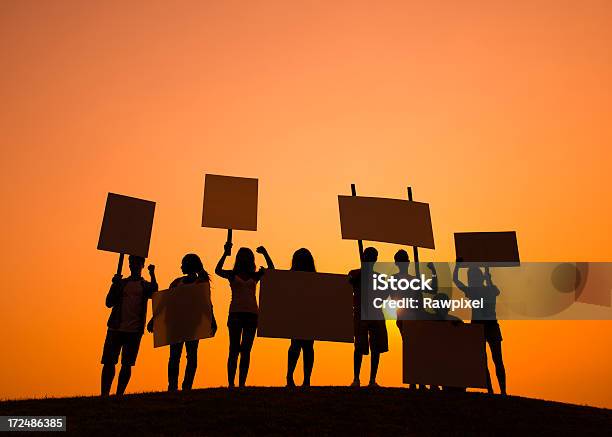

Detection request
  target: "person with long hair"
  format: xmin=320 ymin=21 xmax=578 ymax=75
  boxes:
xmin=216 ymin=243 xmax=274 ymax=387
xmin=147 ymin=253 xmax=217 ymax=391
xmin=286 ymin=248 xmax=317 ymax=387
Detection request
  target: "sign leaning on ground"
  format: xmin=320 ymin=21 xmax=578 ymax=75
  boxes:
xmin=97 ymin=192 xmax=156 ymax=258
xmin=403 ymin=321 xmax=487 ymax=389
xmin=338 ymin=195 xmax=435 ymax=248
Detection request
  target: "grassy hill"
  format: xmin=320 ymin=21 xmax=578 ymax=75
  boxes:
xmin=1 ymin=387 xmax=610 ymax=436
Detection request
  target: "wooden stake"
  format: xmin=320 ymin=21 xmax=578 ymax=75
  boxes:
xmin=407 ymin=187 xmax=421 ymax=277
xmin=350 ymin=183 xmax=364 ymax=261
xmin=116 ymin=253 xmax=124 ymax=276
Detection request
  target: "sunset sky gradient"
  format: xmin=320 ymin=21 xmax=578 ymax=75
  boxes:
xmin=1 ymin=1 xmax=611 ymax=407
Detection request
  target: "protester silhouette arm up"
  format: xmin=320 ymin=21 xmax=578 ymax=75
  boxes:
xmin=427 ymin=262 xmax=438 ymax=293
xmin=452 ymin=258 xmax=469 ymax=295
xmin=483 ymin=266 xmax=500 ymax=296
xmin=215 ymin=242 xmax=234 ymax=279
xmin=254 ymin=246 xmax=274 ymax=280
xmin=145 ymin=264 xmax=158 ymax=298
xmin=256 ymin=246 xmax=274 ymax=269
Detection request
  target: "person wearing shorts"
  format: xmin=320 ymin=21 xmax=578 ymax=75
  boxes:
xmin=101 ymin=255 xmax=157 ymax=396
xmin=216 ymin=242 xmax=274 ymax=387
xmin=349 ymin=247 xmax=388 ymax=388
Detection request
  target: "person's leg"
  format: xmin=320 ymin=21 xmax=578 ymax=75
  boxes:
xmin=368 ymin=321 xmax=387 ymax=386
xmin=353 ymin=349 xmax=363 ymax=386
xmin=116 ymin=333 xmax=142 ymax=395
xmin=352 ymin=320 xmax=368 ymax=386
xmin=490 ymin=340 xmax=506 ymax=395
xmin=369 ymin=351 xmax=380 ymax=386
xmin=168 ymin=342 xmax=184 ymax=391
xmin=100 ymin=330 xmax=121 ymax=396
xmin=238 ymin=325 xmax=257 ymax=387
xmin=182 ymin=340 xmax=199 ymax=390
xmin=101 ymin=364 xmax=115 ymax=396
xmin=116 ymin=365 xmax=132 ymax=395
xmin=287 ymin=339 xmax=301 ymax=387
xmin=484 ymin=346 xmax=493 ymax=394
xmin=302 ymin=340 xmax=314 ymax=386
xmin=227 ymin=322 xmax=242 ymax=387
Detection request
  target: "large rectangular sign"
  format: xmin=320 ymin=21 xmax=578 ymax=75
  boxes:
xmin=454 ymin=231 xmax=520 ymax=266
xmin=151 ymin=282 xmax=213 ymax=348
xmin=338 ymin=195 xmax=435 ymax=249
xmin=97 ymin=193 xmax=156 ymax=257
xmin=202 ymin=174 xmax=258 ymax=231
xmin=402 ymin=321 xmax=487 ymax=388
xmin=258 ymin=269 xmax=354 ymax=342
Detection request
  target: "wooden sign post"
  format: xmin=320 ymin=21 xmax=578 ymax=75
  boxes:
xmin=407 ymin=186 xmax=421 ymax=277
xmin=350 ymin=183 xmax=364 ymax=261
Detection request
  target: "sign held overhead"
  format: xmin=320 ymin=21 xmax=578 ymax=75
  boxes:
xmin=454 ymin=231 xmax=520 ymax=266
xmin=202 ymin=174 xmax=258 ymax=231
xmin=338 ymin=195 xmax=435 ymax=249
xmin=97 ymin=193 xmax=156 ymax=258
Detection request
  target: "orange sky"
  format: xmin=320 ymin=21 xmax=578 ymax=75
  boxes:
xmin=1 ymin=1 xmax=611 ymax=408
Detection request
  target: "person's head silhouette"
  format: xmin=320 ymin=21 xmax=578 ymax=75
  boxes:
xmin=362 ymin=247 xmax=378 ymax=263
xmin=181 ymin=253 xmax=203 ymax=275
xmin=234 ymin=247 xmax=256 ymax=273
xmin=467 ymin=266 xmax=485 ymax=287
xmin=394 ymin=249 xmax=410 ymax=273
xmin=291 ymin=248 xmax=316 ymax=272
xmin=128 ymin=255 xmax=145 ymax=277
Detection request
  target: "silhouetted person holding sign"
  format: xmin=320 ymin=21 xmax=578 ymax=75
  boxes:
xmin=349 ymin=247 xmax=388 ymax=387
xmin=148 ymin=254 xmax=217 ymax=391
xmin=453 ymin=259 xmax=506 ymax=395
xmin=101 ymin=255 xmax=157 ymax=396
xmin=216 ymin=244 xmax=274 ymax=387
xmin=286 ymin=248 xmax=317 ymax=388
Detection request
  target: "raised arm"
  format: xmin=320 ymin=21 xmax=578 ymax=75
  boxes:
xmin=256 ymin=246 xmax=274 ymax=269
xmin=484 ymin=266 xmax=493 ymax=286
xmin=215 ymin=242 xmax=234 ymax=279
xmin=452 ymin=259 xmax=469 ymax=294
xmin=427 ymin=262 xmax=439 ymax=293
xmin=145 ymin=264 xmax=158 ymax=298
xmin=483 ymin=266 xmax=500 ymax=296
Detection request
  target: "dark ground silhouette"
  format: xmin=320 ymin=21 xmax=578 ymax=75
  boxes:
xmin=1 ymin=387 xmax=610 ymax=436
